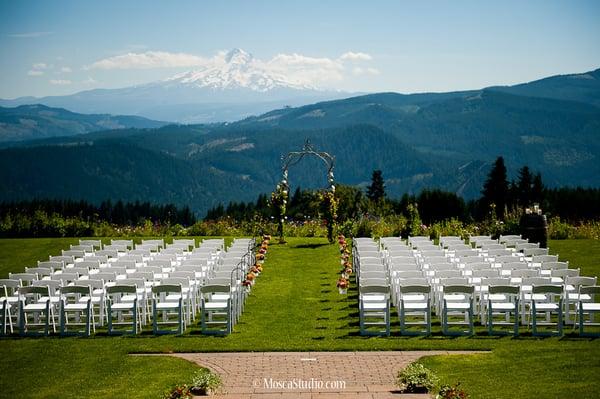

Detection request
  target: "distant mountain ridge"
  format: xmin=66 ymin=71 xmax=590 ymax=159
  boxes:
xmin=0 ymin=104 xmax=167 ymax=143
xmin=490 ymin=68 xmax=600 ymax=108
xmin=0 ymin=67 xmax=599 ymax=216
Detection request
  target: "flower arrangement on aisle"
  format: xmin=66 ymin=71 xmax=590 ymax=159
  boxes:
xmin=243 ymin=234 xmax=271 ymax=287
xmin=336 ymin=234 xmax=352 ymax=294
xmin=337 ymin=276 xmax=349 ymax=294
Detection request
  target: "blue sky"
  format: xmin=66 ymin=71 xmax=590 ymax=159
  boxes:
xmin=1 ymin=0 xmax=599 ymax=98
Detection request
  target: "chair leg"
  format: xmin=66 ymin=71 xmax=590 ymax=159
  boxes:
xmin=107 ymin=302 xmax=113 ymax=335
xmin=44 ymin=301 xmax=50 ymax=336
xmin=152 ymin=300 xmax=158 ymax=335
xmin=487 ymin=302 xmax=493 ymax=335
xmin=514 ymin=303 xmax=519 ymax=337
xmin=469 ymin=301 xmax=474 ymax=336
xmin=60 ymin=301 xmax=66 ymax=336
xmin=178 ymin=300 xmax=184 ymax=335
xmin=579 ymin=304 xmax=584 ymax=336
xmin=400 ymin=302 xmax=405 ymax=335
xmin=85 ymin=303 xmax=91 ymax=337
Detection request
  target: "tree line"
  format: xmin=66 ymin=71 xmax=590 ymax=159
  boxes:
xmin=0 ymin=199 xmax=196 ymax=226
xmin=205 ymin=157 xmax=600 ymax=224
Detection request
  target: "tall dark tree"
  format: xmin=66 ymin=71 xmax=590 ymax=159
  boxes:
xmin=517 ymin=166 xmax=533 ymax=207
xmin=481 ymin=156 xmax=509 ymax=219
xmin=531 ymin=172 xmax=544 ymax=205
xmin=366 ymin=170 xmax=386 ymax=203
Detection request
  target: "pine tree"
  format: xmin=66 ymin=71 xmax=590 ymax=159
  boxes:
xmin=531 ymin=172 xmax=544 ymax=205
xmin=517 ymin=166 xmax=533 ymax=207
xmin=366 ymin=170 xmax=386 ymax=203
xmin=481 ymin=157 xmax=509 ymax=219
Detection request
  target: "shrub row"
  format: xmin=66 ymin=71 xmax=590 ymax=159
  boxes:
xmin=1 ymin=211 xmax=598 ymax=240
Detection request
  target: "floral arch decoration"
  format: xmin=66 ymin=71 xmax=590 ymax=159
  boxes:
xmin=272 ymin=140 xmax=337 ymax=243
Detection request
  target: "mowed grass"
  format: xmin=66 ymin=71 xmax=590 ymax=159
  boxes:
xmin=0 ymin=237 xmax=599 ymax=398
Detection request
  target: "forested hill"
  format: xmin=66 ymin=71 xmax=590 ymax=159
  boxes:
xmin=0 ymin=68 xmax=599 ymax=216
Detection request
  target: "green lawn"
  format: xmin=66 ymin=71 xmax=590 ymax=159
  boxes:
xmin=0 ymin=237 xmax=599 ymax=398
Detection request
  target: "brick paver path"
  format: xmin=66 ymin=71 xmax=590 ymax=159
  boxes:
xmin=170 ymin=350 xmax=486 ymax=398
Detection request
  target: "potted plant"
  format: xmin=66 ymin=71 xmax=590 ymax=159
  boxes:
xmin=397 ymin=362 xmax=439 ymax=394
xmin=189 ymin=369 xmax=223 ymax=396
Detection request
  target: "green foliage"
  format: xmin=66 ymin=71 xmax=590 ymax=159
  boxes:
xmin=548 ymin=217 xmax=600 ymax=240
xmin=405 ymin=203 xmax=425 ymax=237
xmin=0 ymin=210 xmax=94 ymax=238
xmin=190 ymin=369 xmax=222 ymax=394
xmin=397 ymin=362 xmax=439 ymax=393
xmin=436 ymin=382 xmax=470 ymax=399
xmin=427 ymin=219 xmax=473 ymax=240
xmin=162 ymin=384 xmax=193 ymax=399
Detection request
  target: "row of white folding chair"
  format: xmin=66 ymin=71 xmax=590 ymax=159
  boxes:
xmin=439 ymin=235 xmax=465 ymax=247
xmin=522 ymin=247 xmax=550 ymax=258
xmin=391 ymin=273 xmax=595 ymax=327
xmin=476 ymin=275 xmax=597 ymax=325
xmin=499 ymin=234 xmax=521 ymax=243
xmin=515 ymin=242 xmax=539 ymax=251
xmin=411 ymin=242 xmax=438 ymax=251
xmin=469 ymin=235 xmax=495 ymax=247
xmin=505 ymin=238 xmax=530 ymax=248
xmin=444 ymin=243 xmax=472 ymax=252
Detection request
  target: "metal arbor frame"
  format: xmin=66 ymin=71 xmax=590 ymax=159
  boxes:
xmin=276 ymin=140 xmax=335 ymax=242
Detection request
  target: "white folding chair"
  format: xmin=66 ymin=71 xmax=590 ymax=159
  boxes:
xmin=398 ymin=284 xmax=431 ymax=336
xmin=59 ymin=285 xmax=94 ymax=336
xmin=531 ymin=285 xmax=563 ymax=336
xmin=486 ymin=285 xmax=520 ymax=336
xmin=441 ymin=285 xmax=475 ymax=336
xmin=200 ymin=284 xmax=232 ymax=335
xmin=577 ymin=286 xmax=600 ymax=337
xmin=106 ymin=285 xmax=142 ymax=335
xmin=0 ymin=279 xmax=20 ymax=335
xmin=359 ymin=285 xmax=390 ymax=336
xmin=152 ymin=284 xmax=185 ymax=335
xmin=18 ymin=285 xmax=57 ymax=336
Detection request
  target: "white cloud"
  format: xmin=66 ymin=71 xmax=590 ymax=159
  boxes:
xmin=28 ymin=70 xmax=44 ymax=76
xmin=8 ymin=31 xmax=53 ymax=38
xmin=33 ymin=63 xmax=48 ymax=70
xmin=82 ymin=77 xmax=98 ymax=85
xmin=50 ymin=79 xmax=72 ymax=85
xmin=61 ymin=67 xmax=72 ymax=73
xmin=85 ymin=51 xmax=208 ymax=70
xmin=86 ymin=49 xmax=377 ymax=88
xmin=264 ymin=53 xmax=345 ymax=85
xmin=339 ymin=51 xmax=372 ymax=61
xmin=353 ymin=66 xmax=380 ymax=76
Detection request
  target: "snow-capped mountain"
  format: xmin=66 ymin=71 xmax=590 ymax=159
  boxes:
xmin=0 ymin=49 xmax=349 ymax=123
xmin=162 ymin=48 xmax=317 ymax=92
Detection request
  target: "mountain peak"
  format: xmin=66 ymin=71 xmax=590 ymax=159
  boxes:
xmin=224 ymin=48 xmax=252 ymax=64
xmin=163 ymin=48 xmax=318 ymax=92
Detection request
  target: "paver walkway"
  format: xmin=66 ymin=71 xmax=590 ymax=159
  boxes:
xmin=170 ymin=350 xmax=487 ymax=398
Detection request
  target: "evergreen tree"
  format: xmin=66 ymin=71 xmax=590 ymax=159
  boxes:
xmin=531 ymin=172 xmax=544 ymax=205
xmin=481 ymin=156 xmax=509 ymax=219
xmin=517 ymin=166 xmax=533 ymax=207
xmin=366 ymin=170 xmax=386 ymax=202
